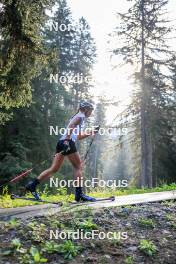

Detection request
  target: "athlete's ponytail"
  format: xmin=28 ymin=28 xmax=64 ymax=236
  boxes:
xmin=70 ymin=109 xmax=79 ymax=120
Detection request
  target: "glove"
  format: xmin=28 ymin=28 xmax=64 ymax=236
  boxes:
xmin=63 ymin=140 xmax=71 ymax=153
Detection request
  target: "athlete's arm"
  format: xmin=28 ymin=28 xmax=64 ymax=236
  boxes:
xmin=65 ymin=117 xmax=82 ymax=140
xmin=78 ymin=126 xmax=100 ymax=140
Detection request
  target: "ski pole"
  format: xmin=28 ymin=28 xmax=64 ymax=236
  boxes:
xmin=83 ymin=125 xmax=100 ymax=162
xmin=0 ymin=169 xmax=33 ymax=189
xmin=0 ymin=151 xmax=64 ymax=189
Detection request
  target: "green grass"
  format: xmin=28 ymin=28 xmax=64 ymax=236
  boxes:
xmin=124 ymin=256 xmax=134 ymax=264
xmin=89 ymin=183 xmax=176 ymax=198
xmin=139 ymin=239 xmax=157 ymax=256
xmin=0 ymin=183 xmax=176 ymax=208
xmin=165 ymin=213 xmax=176 ymax=229
xmin=138 ymin=218 xmax=156 ymax=228
xmin=0 ymin=191 xmax=75 ymax=208
xmin=75 ymin=219 xmax=98 ymax=232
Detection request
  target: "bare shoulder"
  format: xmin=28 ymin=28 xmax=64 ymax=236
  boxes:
xmin=70 ymin=116 xmax=81 ymax=126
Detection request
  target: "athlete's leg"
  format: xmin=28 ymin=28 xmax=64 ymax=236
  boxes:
xmin=67 ymin=152 xmax=96 ymax=202
xmin=37 ymin=153 xmax=65 ymax=182
xmin=26 ymin=153 xmax=65 ymax=199
xmin=67 ymin=152 xmax=83 ymax=185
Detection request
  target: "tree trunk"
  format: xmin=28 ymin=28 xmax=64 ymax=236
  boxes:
xmin=140 ymin=0 xmax=153 ymax=187
xmin=140 ymin=0 xmax=147 ymax=187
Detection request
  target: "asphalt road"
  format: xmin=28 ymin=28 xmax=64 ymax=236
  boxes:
xmin=0 ymin=190 xmax=175 ymax=221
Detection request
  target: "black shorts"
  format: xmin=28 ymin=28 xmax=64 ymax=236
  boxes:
xmin=56 ymin=139 xmax=77 ymax=156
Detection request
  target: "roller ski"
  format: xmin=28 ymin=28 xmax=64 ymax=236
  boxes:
xmin=10 ymin=194 xmax=63 ymax=206
xmin=73 ymin=187 xmax=115 ymax=204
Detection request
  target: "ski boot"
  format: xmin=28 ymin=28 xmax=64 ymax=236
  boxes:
xmin=25 ymin=179 xmax=40 ymax=200
xmin=75 ymin=187 xmax=96 ymax=202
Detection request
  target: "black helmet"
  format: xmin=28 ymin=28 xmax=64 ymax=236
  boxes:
xmin=79 ymin=101 xmax=94 ymax=110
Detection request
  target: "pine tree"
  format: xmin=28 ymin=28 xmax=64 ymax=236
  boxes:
xmin=0 ymin=0 xmax=97 ymax=193
xmin=0 ymin=0 xmax=55 ymax=124
xmin=68 ymin=17 xmax=96 ymax=110
xmin=87 ymin=96 xmax=106 ymax=180
xmin=111 ymin=0 xmax=175 ymax=187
